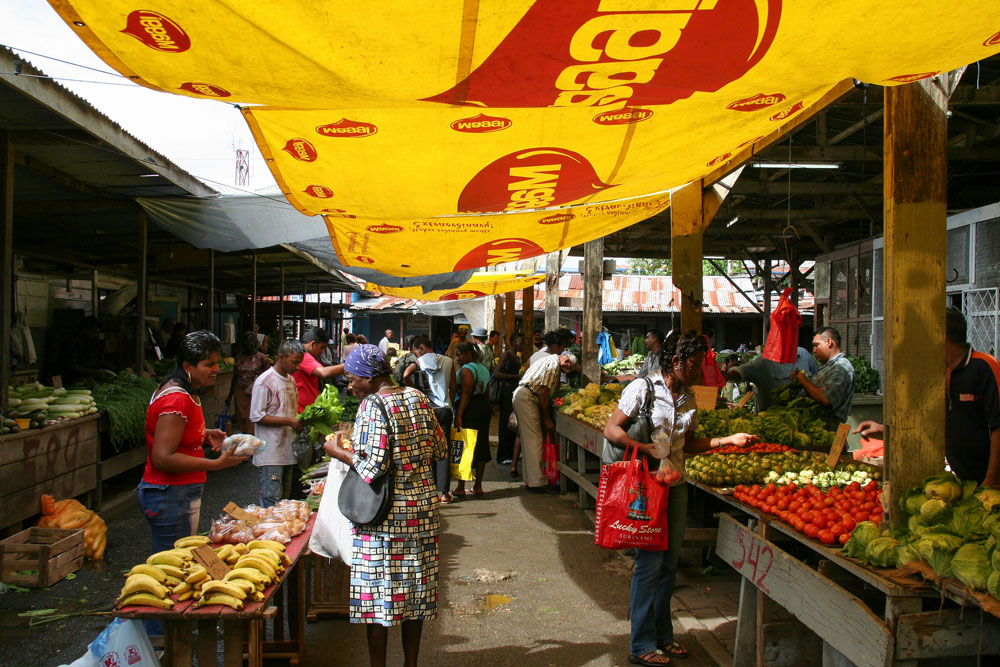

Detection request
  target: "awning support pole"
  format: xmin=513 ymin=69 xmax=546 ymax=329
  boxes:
xmin=136 ymin=212 xmax=148 ymax=373
xmin=0 ymin=132 xmax=12 ymax=409
xmin=582 ymin=238 xmax=603 ymax=385
xmin=208 ymin=249 xmax=215 ymax=335
xmin=545 ymin=252 xmax=560 ymax=331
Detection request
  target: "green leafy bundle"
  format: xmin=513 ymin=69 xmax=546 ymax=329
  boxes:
xmin=848 ymin=355 xmax=881 ymax=394
xmin=298 ymin=385 xmax=345 ymax=445
xmin=92 ymin=372 xmax=159 ymax=452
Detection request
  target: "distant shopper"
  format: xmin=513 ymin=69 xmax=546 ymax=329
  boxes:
xmin=532 ymin=329 xmax=544 ymax=351
xmin=791 ymin=327 xmax=854 ymax=430
xmin=725 ymin=345 xmax=817 ymax=412
xmin=445 ymin=326 xmax=469 ymax=365
xmin=163 ymin=321 xmax=188 ymax=359
xmin=293 ymin=327 xmax=345 ymax=412
xmin=494 ymin=333 xmax=525 ymax=475
xmin=414 ymin=336 xmax=456 ymax=504
xmin=636 ymin=329 xmax=665 ymax=379
xmin=343 ymin=333 xmax=359 ymax=360
xmin=470 ymin=327 xmax=495 ymax=371
xmin=453 ymin=342 xmax=492 ymax=496
xmin=250 ymin=339 xmax=305 ymax=507
xmin=378 ymin=329 xmax=394 ymax=353
xmin=528 ymin=331 xmax=566 ymax=367
xmin=231 ymin=331 xmax=269 ymax=435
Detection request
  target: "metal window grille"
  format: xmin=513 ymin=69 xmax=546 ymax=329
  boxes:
xmin=962 ymin=287 xmax=999 ymax=356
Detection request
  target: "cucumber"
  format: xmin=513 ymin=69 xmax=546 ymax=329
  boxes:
xmin=50 ymin=397 xmax=88 ymax=406
xmin=6 ymin=398 xmax=21 ymax=408
xmin=52 ymin=387 xmax=68 ymax=396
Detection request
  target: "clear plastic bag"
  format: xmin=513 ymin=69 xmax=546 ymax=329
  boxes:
xmin=222 ymin=433 xmax=268 ymax=457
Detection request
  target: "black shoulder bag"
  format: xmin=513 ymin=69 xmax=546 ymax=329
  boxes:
xmin=338 ymin=394 xmax=395 ymax=527
xmin=601 ymin=377 xmax=655 ymax=465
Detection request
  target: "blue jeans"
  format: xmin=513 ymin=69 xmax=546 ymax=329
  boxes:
xmin=630 ymin=483 xmax=688 ymax=657
xmin=258 ymin=465 xmax=294 ymax=508
xmin=136 ymin=481 xmax=204 ymax=555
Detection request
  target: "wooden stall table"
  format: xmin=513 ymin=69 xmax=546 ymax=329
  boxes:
xmin=114 ymin=514 xmax=314 ymax=666
xmin=554 ymin=413 xmax=603 ymax=507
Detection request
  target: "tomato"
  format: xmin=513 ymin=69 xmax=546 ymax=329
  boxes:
xmin=811 ymin=516 xmax=828 ymax=529
xmin=828 ymin=487 xmax=842 ymax=496
xmin=789 ymin=500 xmax=802 ymax=512
xmin=829 ymin=522 xmax=844 ymax=536
xmin=838 ymin=533 xmax=850 ymax=545
xmin=800 ymin=510 xmax=815 ymax=522
xmin=853 ymin=511 xmax=870 ymax=523
xmin=776 ymin=499 xmax=789 ymax=511
xmin=840 ymin=517 xmax=857 ymax=533
xmin=817 ymin=529 xmax=835 ymax=545
xmin=804 ymin=524 xmax=819 ymax=538
xmin=864 ymin=481 xmax=879 ymax=493
xmin=847 ymin=481 xmax=862 ymax=493
xmin=861 ymin=501 xmax=876 ymax=512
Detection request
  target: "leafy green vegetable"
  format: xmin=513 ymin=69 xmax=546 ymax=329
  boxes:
xmin=975 ymin=487 xmax=1000 ymax=512
xmin=896 ymin=543 xmax=920 ymax=566
xmin=92 ymin=372 xmax=158 ymax=452
xmin=847 ymin=355 xmax=880 ymax=394
xmin=923 ymin=472 xmax=963 ymax=503
xmin=920 ymin=499 xmax=951 ymax=524
xmin=863 ymin=537 xmax=899 ymax=568
xmin=298 ymin=386 xmax=345 ymax=445
xmin=952 ymin=543 xmax=991 ymax=590
xmin=902 ymin=489 xmax=929 ymax=517
xmin=989 ymin=571 xmax=1000 ymax=600
xmin=843 ymin=521 xmax=881 ymax=559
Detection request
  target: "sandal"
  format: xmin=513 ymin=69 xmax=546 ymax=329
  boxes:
xmin=439 ymin=493 xmax=454 ymax=504
xmin=628 ymin=650 xmax=671 ymax=666
xmin=657 ymin=642 xmax=688 ymax=659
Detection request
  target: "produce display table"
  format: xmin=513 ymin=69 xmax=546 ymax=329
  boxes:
xmin=0 ymin=414 xmax=101 ymax=531
xmin=554 ymin=413 xmax=603 ymax=507
xmin=114 ymin=514 xmax=314 ymax=667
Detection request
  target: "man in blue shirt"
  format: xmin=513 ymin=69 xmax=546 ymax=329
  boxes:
xmin=792 ymin=327 xmax=854 ymax=430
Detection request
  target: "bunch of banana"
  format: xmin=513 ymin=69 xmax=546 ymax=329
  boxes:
xmin=222 ymin=566 xmax=271 ymax=602
xmin=248 ymin=540 xmax=291 ymax=567
xmin=212 ymin=542 xmax=248 ymax=567
xmin=116 ymin=570 xmax=174 ymax=609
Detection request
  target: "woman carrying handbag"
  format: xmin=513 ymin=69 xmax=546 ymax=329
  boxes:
xmin=603 ymin=331 xmax=756 ymax=667
xmin=324 ymin=345 xmax=448 ymax=667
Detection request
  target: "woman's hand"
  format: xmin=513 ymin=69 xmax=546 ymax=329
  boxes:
xmin=205 ymin=428 xmax=226 ymax=452
xmin=455 ymin=416 xmax=463 ymax=430
xmin=725 ymin=433 xmax=758 ymax=448
xmin=323 ymin=433 xmax=353 ymax=464
xmin=213 ymin=445 xmax=248 ymax=470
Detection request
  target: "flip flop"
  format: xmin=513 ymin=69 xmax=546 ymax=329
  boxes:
xmin=472 ymin=488 xmax=485 ymax=496
xmin=628 ymin=650 xmax=671 ymax=666
xmin=657 ymin=642 xmax=688 ymax=659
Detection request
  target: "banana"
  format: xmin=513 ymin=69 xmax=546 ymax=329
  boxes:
xmin=248 ymin=539 xmax=285 ymax=554
xmin=235 ymin=556 xmax=277 ymax=580
xmin=232 ymin=543 xmax=249 ymax=554
xmin=224 ymin=578 xmax=256 ymax=595
xmin=117 ymin=593 xmax=174 ymax=609
xmin=224 ymin=567 xmax=269 ymax=585
xmin=172 ymin=581 xmax=191 ymax=596
xmin=125 ymin=564 xmax=168 ymax=583
xmin=176 ymin=589 xmax=193 ymax=602
xmin=238 ymin=552 xmax=278 ymax=573
xmin=165 ymin=548 xmax=195 ymax=560
xmin=200 ymin=580 xmax=248 ymax=599
xmin=198 ymin=594 xmax=243 ymax=610
xmin=248 ymin=548 xmax=283 ymax=569
xmin=213 ymin=544 xmax=234 ymax=560
xmin=121 ymin=574 xmax=168 ymax=599
xmin=184 ymin=565 xmax=208 ymax=584
xmin=157 ymin=564 xmax=187 ymax=580
xmin=174 ymin=535 xmax=211 ymax=549
xmin=163 ymin=575 xmax=184 ymax=588
xmin=146 ymin=552 xmax=185 ymax=568
xmin=251 ymin=590 xmax=265 ymax=602
xmin=226 ymin=554 xmax=240 ymax=566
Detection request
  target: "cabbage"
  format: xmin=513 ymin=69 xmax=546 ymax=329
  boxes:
xmin=920 ymin=499 xmax=952 ymax=524
xmin=976 ymin=487 xmax=1000 ymax=512
xmin=992 ymin=546 xmax=1000 ymax=573
xmin=952 ymin=543 xmax=991 ymax=591
xmin=984 ymin=513 xmax=1000 ymax=540
xmin=896 ymin=543 xmax=920 ymax=567
xmin=902 ymin=489 xmax=928 ymax=517
xmin=843 ymin=521 xmax=881 ymax=559
xmin=963 ymin=479 xmax=979 ymax=500
xmin=923 ymin=472 xmax=963 ymax=503
xmin=990 ymin=571 xmax=1000 ymax=600
xmin=907 ymin=514 xmax=929 ymax=536
xmin=915 ymin=533 xmax=962 ymax=577
xmin=863 ymin=537 xmax=899 ymax=568
xmin=946 ymin=504 xmax=988 ymax=539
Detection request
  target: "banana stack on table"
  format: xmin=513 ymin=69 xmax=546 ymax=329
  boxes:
xmin=116 ymin=536 xmax=290 ymax=611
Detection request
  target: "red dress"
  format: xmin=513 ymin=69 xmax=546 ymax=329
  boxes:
xmin=143 ymin=387 xmax=207 ymax=486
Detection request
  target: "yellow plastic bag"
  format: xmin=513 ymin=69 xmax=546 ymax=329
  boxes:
xmin=449 ymin=427 xmax=477 ymax=482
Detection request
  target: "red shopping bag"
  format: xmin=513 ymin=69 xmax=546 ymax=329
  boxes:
xmin=762 ymin=287 xmax=802 ymax=364
xmin=544 ymin=434 xmax=560 ymax=486
xmin=701 ymin=336 xmax=726 ymax=388
xmin=594 ymin=444 xmax=670 ymax=551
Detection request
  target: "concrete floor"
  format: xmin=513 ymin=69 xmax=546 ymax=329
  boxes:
xmin=0 ymin=447 xmax=741 ymax=667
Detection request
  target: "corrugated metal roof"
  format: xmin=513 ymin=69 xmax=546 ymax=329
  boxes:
xmin=355 ymin=274 xmax=813 ymax=314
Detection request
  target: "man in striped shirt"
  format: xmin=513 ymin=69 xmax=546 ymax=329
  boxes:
xmin=513 ymin=352 xmax=580 ymax=491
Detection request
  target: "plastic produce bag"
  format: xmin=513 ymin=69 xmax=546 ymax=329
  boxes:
xmin=594 ymin=443 xmax=669 ymax=551
xmin=36 ymin=494 xmax=106 ymax=559
xmin=222 ymin=433 xmax=267 ymax=457
xmin=762 ymin=287 xmax=802 ymax=364
xmin=544 ymin=434 xmax=560 ymax=485
xmin=308 ymin=459 xmax=354 ymax=565
xmin=60 ymin=618 xmax=160 ymax=667
xmin=450 ymin=427 xmax=477 ymax=482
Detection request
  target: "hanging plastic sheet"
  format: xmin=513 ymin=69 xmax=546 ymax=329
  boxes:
xmin=365 ymin=272 xmax=543 ymax=301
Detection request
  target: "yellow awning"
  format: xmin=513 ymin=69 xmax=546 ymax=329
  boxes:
xmin=365 ymin=272 xmax=544 ymax=301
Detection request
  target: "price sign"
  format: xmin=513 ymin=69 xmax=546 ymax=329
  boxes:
xmin=692 ymin=385 xmax=719 ymax=410
xmin=192 ymin=544 xmax=231 ymax=580
xmin=224 ymin=501 xmax=260 ymax=526
xmin=826 ymin=423 xmax=851 ymax=467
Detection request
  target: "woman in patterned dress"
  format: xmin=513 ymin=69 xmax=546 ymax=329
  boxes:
xmin=324 ymin=344 xmax=447 ymax=667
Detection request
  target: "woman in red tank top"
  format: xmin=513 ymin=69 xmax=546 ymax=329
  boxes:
xmin=137 ymin=331 xmax=247 ymax=554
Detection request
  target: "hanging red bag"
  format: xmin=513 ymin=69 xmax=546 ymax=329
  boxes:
xmin=762 ymin=287 xmax=802 ymax=364
xmin=543 ymin=434 xmax=560 ymax=486
xmin=701 ymin=336 xmax=726 ymax=388
xmin=594 ymin=444 xmax=670 ymax=551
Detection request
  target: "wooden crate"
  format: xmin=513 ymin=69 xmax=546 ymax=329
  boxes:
xmin=0 ymin=527 xmax=85 ymax=587
xmin=304 ymin=554 xmax=350 ymax=621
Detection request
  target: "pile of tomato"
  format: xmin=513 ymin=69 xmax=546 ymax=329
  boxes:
xmin=732 ymin=480 xmax=883 ymax=546
xmin=713 ymin=442 xmax=792 ymax=454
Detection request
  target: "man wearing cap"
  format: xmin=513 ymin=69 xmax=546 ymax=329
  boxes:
xmin=470 ymin=327 xmax=495 ymax=372
xmin=513 ymin=351 xmax=581 ymax=492
xmin=377 ymin=329 xmax=393 ymax=354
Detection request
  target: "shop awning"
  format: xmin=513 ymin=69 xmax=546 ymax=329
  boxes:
xmin=364 ymin=271 xmax=543 ymax=301
xmin=51 ymin=0 xmax=1000 ymax=277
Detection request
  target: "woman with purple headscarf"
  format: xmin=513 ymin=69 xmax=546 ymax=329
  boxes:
xmin=324 ymin=344 xmax=447 ymax=667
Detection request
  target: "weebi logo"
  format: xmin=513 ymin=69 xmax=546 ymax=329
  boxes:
xmin=423 ymin=0 xmax=781 ymax=108
xmin=450 ymin=114 xmax=513 ymax=133
xmin=365 ymin=225 xmax=404 ymax=234
xmin=769 ymin=101 xmax=804 ymax=121
xmin=179 ymin=82 xmax=230 ymax=97
xmin=303 ymin=185 xmax=334 ymax=199
xmin=440 ymin=290 xmax=488 ymax=300
xmin=592 ymin=107 xmax=653 ymax=126
xmin=281 ymin=138 xmax=318 ymax=162
xmin=986 ymin=30 xmax=1000 ymax=46
xmin=885 ymin=72 xmax=939 ymax=83
xmin=454 ymin=239 xmax=546 ymax=270
xmin=121 ymin=11 xmax=190 ymax=52
xmin=315 ymin=119 xmax=378 ymax=138
xmin=458 ymin=147 xmax=613 ymax=213
xmin=726 ymin=92 xmax=786 ymax=111
xmin=538 ymin=213 xmax=575 ymax=225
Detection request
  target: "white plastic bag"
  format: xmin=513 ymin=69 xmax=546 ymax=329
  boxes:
xmin=222 ymin=433 xmax=267 ymax=456
xmin=307 ymin=459 xmax=354 ymax=565
xmin=61 ymin=618 xmax=160 ymax=667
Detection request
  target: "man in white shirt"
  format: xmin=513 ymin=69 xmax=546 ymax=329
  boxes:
xmin=250 ymin=339 xmax=305 ymax=507
xmin=528 ymin=331 xmax=566 ymax=367
xmin=377 ymin=329 xmax=394 ymax=353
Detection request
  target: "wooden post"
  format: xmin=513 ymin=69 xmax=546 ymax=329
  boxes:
xmin=250 ymin=251 xmax=257 ymax=331
xmin=494 ymin=295 xmax=504 ymax=346
xmin=207 ymin=250 xmax=215 ymax=335
xmin=302 ymin=278 xmax=307 ymax=332
xmin=883 ymin=79 xmax=949 ymax=522
xmin=523 ymin=285 xmax=535 ymax=341
xmin=136 ymin=212 xmax=148 ymax=372
xmin=505 ymin=291 xmax=515 ymax=355
xmin=0 ymin=132 xmax=12 ymax=411
xmin=279 ymin=263 xmax=285 ymax=336
xmin=671 ymin=179 xmax=727 ymax=335
xmin=582 ymin=238 xmax=603 ymax=385
xmin=545 ymin=251 xmax=560 ymax=331
xmin=762 ymin=259 xmax=772 ymax=342
xmin=91 ymin=270 xmax=99 ymax=317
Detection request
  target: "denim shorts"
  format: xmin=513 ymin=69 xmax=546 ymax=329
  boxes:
xmin=136 ymin=480 xmax=204 ymax=554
